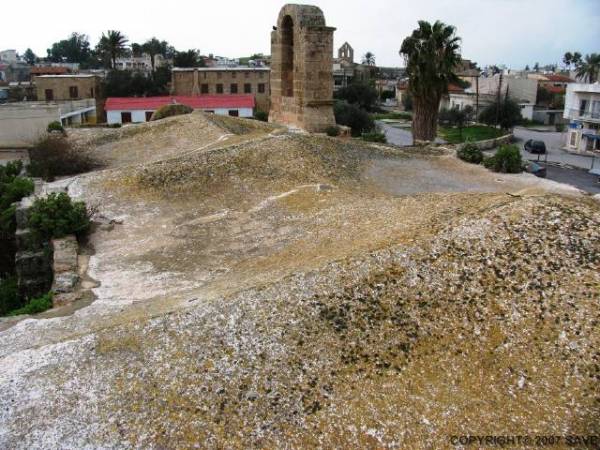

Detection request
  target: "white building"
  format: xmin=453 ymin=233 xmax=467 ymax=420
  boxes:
xmin=563 ymin=82 xmax=600 ymax=154
xmin=114 ymin=54 xmax=170 ymax=72
xmin=0 ymin=49 xmax=18 ymax=63
xmin=105 ymin=95 xmax=255 ymax=125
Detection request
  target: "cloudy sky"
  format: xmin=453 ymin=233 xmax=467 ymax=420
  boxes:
xmin=2 ymin=0 xmax=598 ymax=69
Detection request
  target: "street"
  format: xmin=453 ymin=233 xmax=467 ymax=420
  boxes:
xmin=512 ymin=127 xmax=596 ymax=170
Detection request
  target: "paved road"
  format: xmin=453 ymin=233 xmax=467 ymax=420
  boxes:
xmin=513 ymin=127 xmax=596 ymax=170
xmin=543 ymin=164 xmax=600 ymax=195
xmin=377 ymin=121 xmax=446 ymax=147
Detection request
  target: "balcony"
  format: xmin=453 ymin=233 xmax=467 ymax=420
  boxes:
xmin=566 ymin=108 xmax=600 ymax=123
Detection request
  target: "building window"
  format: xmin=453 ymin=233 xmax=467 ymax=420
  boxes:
xmin=232 ymin=72 xmax=236 ymax=79
xmin=69 ymin=86 xmax=79 ymax=99
xmin=258 ymin=83 xmax=265 ymax=94
xmin=90 ymin=88 xmax=94 ymax=97
xmin=201 ymin=84 xmax=209 ymax=94
xmin=230 ymin=83 xmax=238 ymax=94
xmin=216 ymin=84 xmax=223 ymax=94
xmin=145 ymin=111 xmax=153 ymax=121
xmin=44 ymin=89 xmax=54 ymax=101
xmin=244 ymin=83 xmax=252 ymax=94
xmin=228 ymin=110 xmax=239 ymax=117
xmin=121 ymin=112 xmax=132 ymax=123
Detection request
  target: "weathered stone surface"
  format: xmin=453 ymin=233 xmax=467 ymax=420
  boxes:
xmin=51 ymin=235 xmax=79 ymax=297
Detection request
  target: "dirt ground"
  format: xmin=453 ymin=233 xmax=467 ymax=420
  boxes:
xmin=0 ymin=112 xmax=598 ymax=449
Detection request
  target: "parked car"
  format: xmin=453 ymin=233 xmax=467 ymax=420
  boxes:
xmin=524 ymin=161 xmax=547 ymax=178
xmin=524 ymin=139 xmax=546 ymax=154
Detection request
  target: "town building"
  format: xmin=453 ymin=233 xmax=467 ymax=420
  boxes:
xmin=33 ymin=74 xmax=104 ymax=124
xmin=171 ymin=67 xmax=270 ymax=113
xmin=114 ymin=54 xmax=171 ymax=73
xmin=105 ymin=95 xmax=255 ymax=124
xmin=332 ymin=42 xmax=376 ymax=91
xmin=0 ymin=49 xmax=18 ymax=63
xmin=563 ymin=82 xmax=600 ymax=154
xmin=30 ymin=66 xmax=71 ymax=78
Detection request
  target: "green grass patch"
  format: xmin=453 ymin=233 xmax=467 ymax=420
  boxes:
xmin=371 ymin=111 xmax=412 ymax=121
xmin=439 ymin=125 xmax=505 ymax=144
xmin=8 ymin=292 xmax=53 ymax=316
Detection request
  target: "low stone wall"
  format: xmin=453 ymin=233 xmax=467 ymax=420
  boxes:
xmin=456 ymin=133 xmax=513 ymax=151
xmin=51 ymin=235 xmax=79 ymax=306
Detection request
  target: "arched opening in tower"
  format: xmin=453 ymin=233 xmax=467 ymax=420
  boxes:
xmin=281 ymin=15 xmax=294 ymax=98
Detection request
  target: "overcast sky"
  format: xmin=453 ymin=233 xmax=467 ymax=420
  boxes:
xmin=2 ymin=0 xmax=598 ymax=69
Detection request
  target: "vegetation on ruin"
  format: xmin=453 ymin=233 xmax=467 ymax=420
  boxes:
xmin=483 ymin=144 xmax=523 ymax=173
xmin=47 ymin=121 xmax=65 ymax=133
xmin=28 ymin=136 xmax=102 ymax=181
xmin=150 ymin=104 xmax=193 ymax=121
xmin=6 ymin=292 xmax=53 ymax=316
xmin=28 ymin=193 xmax=91 ymax=242
xmin=456 ymin=141 xmax=484 ymax=164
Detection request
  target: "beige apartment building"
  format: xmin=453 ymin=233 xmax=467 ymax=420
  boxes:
xmin=171 ymin=67 xmax=270 ymax=113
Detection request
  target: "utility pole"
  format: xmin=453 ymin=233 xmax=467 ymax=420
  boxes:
xmin=495 ymin=72 xmax=503 ymax=127
xmin=475 ymin=75 xmax=480 ymax=121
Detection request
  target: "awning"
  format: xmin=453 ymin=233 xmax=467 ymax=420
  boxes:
xmin=583 ymin=133 xmax=600 ymax=141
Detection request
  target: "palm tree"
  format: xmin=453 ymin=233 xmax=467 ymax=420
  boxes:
xmin=98 ymin=30 xmax=128 ymax=69
xmin=576 ymin=53 xmax=600 ymax=83
xmin=362 ymin=51 xmax=376 ymax=66
xmin=563 ymin=52 xmax=573 ymax=70
xmin=399 ymin=20 xmax=461 ymax=143
xmin=142 ymin=37 xmax=167 ymax=72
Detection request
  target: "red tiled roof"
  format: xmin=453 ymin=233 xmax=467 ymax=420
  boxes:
xmin=544 ymin=74 xmax=573 ymax=83
xmin=545 ymin=85 xmax=566 ymax=94
xmin=31 ymin=66 xmax=69 ymax=75
xmin=105 ymin=95 xmax=256 ymax=111
xmin=447 ymin=83 xmax=465 ymax=93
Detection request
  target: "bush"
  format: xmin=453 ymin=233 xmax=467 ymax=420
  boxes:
xmin=28 ymin=193 xmax=91 ymax=242
xmin=334 ymin=81 xmax=379 ymax=111
xmin=47 ymin=121 xmax=64 ymax=133
xmin=325 ymin=126 xmax=340 ymax=137
xmin=483 ymin=144 xmax=523 ymax=173
xmin=371 ymin=111 xmax=412 ymax=121
xmin=150 ymin=104 xmax=193 ymax=121
xmin=361 ymin=131 xmax=387 ymax=143
xmin=254 ymin=110 xmax=268 ymax=122
xmin=27 ymin=136 xmax=101 ymax=181
xmin=479 ymin=98 xmax=522 ymax=130
xmin=0 ymin=276 xmax=20 ymax=316
xmin=333 ymin=101 xmax=375 ymax=137
xmin=457 ymin=142 xmax=484 ymax=164
xmin=8 ymin=292 xmax=53 ymax=316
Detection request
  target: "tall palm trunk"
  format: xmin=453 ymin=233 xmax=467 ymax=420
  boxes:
xmin=412 ymin=93 xmax=440 ymax=143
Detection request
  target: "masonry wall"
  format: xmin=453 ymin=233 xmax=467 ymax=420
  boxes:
xmin=171 ymin=69 xmax=270 ymax=113
xmin=34 ymin=76 xmax=101 ymax=101
xmin=0 ymin=104 xmax=60 ymax=147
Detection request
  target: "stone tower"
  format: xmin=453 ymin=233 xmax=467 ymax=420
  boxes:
xmin=269 ymin=4 xmax=336 ymax=132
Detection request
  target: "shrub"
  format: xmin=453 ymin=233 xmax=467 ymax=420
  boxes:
xmin=27 ymin=136 xmax=101 ymax=181
xmin=254 ymin=110 xmax=268 ymax=122
xmin=8 ymin=292 xmax=53 ymax=316
xmin=334 ymin=81 xmax=379 ymax=111
xmin=457 ymin=142 xmax=484 ymax=164
xmin=325 ymin=126 xmax=340 ymax=137
xmin=150 ymin=104 xmax=193 ymax=121
xmin=479 ymin=98 xmax=522 ymax=130
xmin=371 ymin=111 xmax=412 ymax=121
xmin=47 ymin=121 xmax=64 ymax=133
xmin=333 ymin=101 xmax=375 ymax=137
xmin=361 ymin=131 xmax=387 ymax=143
xmin=0 ymin=276 xmax=20 ymax=316
xmin=28 ymin=193 xmax=91 ymax=242
xmin=484 ymin=144 xmax=523 ymax=173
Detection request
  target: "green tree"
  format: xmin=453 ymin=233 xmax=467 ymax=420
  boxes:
xmin=524 ymin=64 xmax=530 ymax=71
xmin=533 ymin=62 xmax=540 ymax=72
xmin=173 ymin=49 xmax=204 ymax=68
xmin=399 ymin=20 xmax=462 ymax=142
xmin=362 ymin=51 xmax=376 ymax=66
xmin=97 ymin=30 xmax=128 ymax=69
xmin=47 ymin=33 xmax=92 ymax=65
xmin=563 ymin=52 xmax=573 ymax=69
xmin=479 ymin=98 xmax=521 ymax=130
xmin=23 ymin=48 xmax=37 ymax=65
xmin=131 ymin=43 xmax=143 ymax=57
xmin=333 ymin=101 xmax=375 ymax=136
xmin=333 ymin=81 xmax=379 ymax=111
xmin=142 ymin=37 xmax=168 ymax=72
xmin=575 ymin=53 xmax=600 ymax=83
